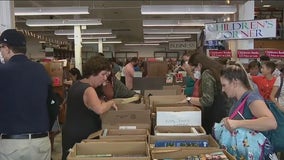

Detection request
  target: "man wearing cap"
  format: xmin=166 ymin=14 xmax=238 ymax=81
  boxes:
xmin=0 ymin=29 xmax=51 ymax=160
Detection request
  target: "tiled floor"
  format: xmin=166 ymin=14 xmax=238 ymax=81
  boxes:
xmin=51 ymin=132 xmax=62 ymax=160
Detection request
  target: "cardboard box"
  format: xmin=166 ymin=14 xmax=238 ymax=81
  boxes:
xmin=116 ymin=103 xmax=149 ymax=110
xmin=163 ymin=85 xmax=183 ymax=94
xmin=151 ymin=148 xmax=235 ymax=160
xmin=149 ymin=95 xmax=186 ymax=108
xmin=85 ymin=128 xmax=149 ymax=142
xmin=149 ymin=135 xmax=219 ymax=149
xmin=154 ymin=126 xmax=206 ymax=136
xmin=156 ymin=106 xmax=201 ymax=126
xmin=67 ymin=141 xmax=150 ymax=160
xmin=144 ymin=89 xmax=178 ymax=97
xmin=101 ymin=108 xmax=151 ymax=131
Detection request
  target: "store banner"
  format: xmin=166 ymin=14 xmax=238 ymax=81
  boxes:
xmin=265 ymin=50 xmax=284 ymax=58
xmin=209 ymin=50 xmax=232 ymax=58
xmin=237 ymin=50 xmax=260 ymax=58
xmin=205 ymin=19 xmax=276 ymax=40
xmin=169 ymin=41 xmax=196 ymax=50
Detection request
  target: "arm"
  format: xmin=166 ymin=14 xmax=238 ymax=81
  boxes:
xmin=83 ymin=87 xmax=117 ymax=114
xmin=270 ymin=76 xmax=280 ymax=103
xmin=224 ymin=100 xmax=277 ymax=131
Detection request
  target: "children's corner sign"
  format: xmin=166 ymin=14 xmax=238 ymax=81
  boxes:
xmin=205 ymin=19 xmax=276 ymax=41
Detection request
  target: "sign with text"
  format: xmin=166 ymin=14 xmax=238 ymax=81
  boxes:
xmin=209 ymin=50 xmax=232 ymax=58
xmin=157 ymin=111 xmax=201 ymax=126
xmin=169 ymin=41 xmax=196 ymax=50
xmin=265 ymin=50 xmax=284 ymax=58
xmin=205 ymin=19 xmax=276 ymax=40
xmin=237 ymin=50 xmax=260 ymax=58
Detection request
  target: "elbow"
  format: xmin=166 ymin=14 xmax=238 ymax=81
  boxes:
xmin=271 ymin=120 xmax=278 ymax=130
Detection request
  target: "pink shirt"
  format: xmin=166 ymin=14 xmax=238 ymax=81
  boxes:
xmin=124 ymin=63 xmax=135 ymax=90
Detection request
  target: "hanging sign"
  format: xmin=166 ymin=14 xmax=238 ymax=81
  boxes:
xmin=209 ymin=50 xmax=232 ymax=58
xmin=237 ymin=50 xmax=260 ymax=58
xmin=265 ymin=50 xmax=284 ymax=58
xmin=205 ymin=19 xmax=276 ymax=40
xmin=169 ymin=41 xmax=196 ymax=50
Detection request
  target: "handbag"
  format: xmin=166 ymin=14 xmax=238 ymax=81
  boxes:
xmin=262 ymin=100 xmax=284 ymax=152
xmin=213 ymin=95 xmax=276 ymax=160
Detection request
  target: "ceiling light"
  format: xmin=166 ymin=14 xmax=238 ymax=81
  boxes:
xmin=262 ymin=4 xmax=271 ymax=8
xmin=82 ymin=40 xmax=122 ymax=44
xmin=124 ymin=43 xmax=160 ymax=46
xmin=143 ymin=20 xmax=215 ymax=27
xmin=15 ymin=6 xmax=89 ymax=16
xmin=141 ymin=5 xmax=237 ymax=15
xmin=143 ymin=28 xmax=201 ymax=34
xmin=144 ymin=35 xmax=191 ymax=40
xmin=67 ymin=35 xmax=116 ymax=39
xmin=26 ymin=19 xmax=101 ymax=27
xmin=144 ymin=40 xmax=169 ymax=43
xmin=54 ymin=29 xmax=112 ymax=35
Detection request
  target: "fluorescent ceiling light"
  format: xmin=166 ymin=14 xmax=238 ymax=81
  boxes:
xmin=141 ymin=5 xmax=237 ymax=14
xmin=54 ymin=29 xmax=112 ymax=35
xmin=82 ymin=40 xmax=122 ymax=44
xmin=124 ymin=43 xmax=160 ymax=46
xmin=144 ymin=35 xmax=191 ymax=40
xmin=144 ymin=40 xmax=169 ymax=43
xmin=15 ymin=6 xmax=89 ymax=16
xmin=144 ymin=28 xmax=201 ymax=34
xmin=26 ymin=19 xmax=101 ymax=27
xmin=143 ymin=20 xmax=215 ymax=27
xmin=262 ymin=4 xmax=271 ymax=8
xmin=67 ymin=35 xmax=116 ymax=39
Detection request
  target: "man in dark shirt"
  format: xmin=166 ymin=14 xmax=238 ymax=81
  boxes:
xmin=0 ymin=29 xmax=51 ymax=160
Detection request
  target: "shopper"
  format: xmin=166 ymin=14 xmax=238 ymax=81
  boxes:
xmin=220 ymin=64 xmax=277 ymax=132
xmin=69 ymin=67 xmax=83 ymax=82
xmin=0 ymin=29 xmax=52 ymax=160
xmin=247 ymin=60 xmax=261 ymax=76
xmin=61 ymin=56 xmax=117 ymax=160
xmin=179 ymin=52 xmax=228 ymax=134
xmin=124 ymin=57 xmax=138 ymax=90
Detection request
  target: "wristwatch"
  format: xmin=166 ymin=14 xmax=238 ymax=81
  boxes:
xmin=186 ymin=97 xmax=191 ymax=103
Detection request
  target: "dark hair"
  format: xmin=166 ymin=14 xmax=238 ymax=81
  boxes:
xmin=248 ymin=60 xmax=261 ymax=70
xmin=262 ymin=61 xmax=276 ymax=74
xmin=82 ymin=56 xmax=111 ymax=78
xmin=188 ymin=52 xmax=223 ymax=83
xmin=7 ymin=44 xmax=26 ymax=54
xmin=260 ymin=55 xmax=270 ymax=61
xmin=69 ymin=68 xmax=83 ymax=80
xmin=221 ymin=64 xmax=252 ymax=90
xmin=130 ymin=57 xmax=138 ymax=62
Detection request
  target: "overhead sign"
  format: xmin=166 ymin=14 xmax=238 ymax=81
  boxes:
xmin=265 ymin=50 xmax=284 ymax=58
xmin=205 ymin=19 xmax=276 ymax=40
xmin=237 ymin=50 xmax=260 ymax=58
xmin=209 ymin=50 xmax=232 ymax=58
xmin=169 ymin=41 xmax=196 ymax=50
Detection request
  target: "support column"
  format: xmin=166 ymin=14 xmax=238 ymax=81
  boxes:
xmin=98 ymin=38 xmax=103 ymax=54
xmin=0 ymin=1 xmax=15 ymax=32
xmin=74 ymin=25 xmax=82 ymax=73
xmin=230 ymin=0 xmax=254 ymax=62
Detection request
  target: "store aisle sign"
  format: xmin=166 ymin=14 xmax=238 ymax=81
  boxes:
xmin=209 ymin=50 xmax=232 ymax=58
xmin=237 ymin=50 xmax=260 ymax=58
xmin=205 ymin=19 xmax=276 ymax=40
xmin=265 ymin=50 xmax=284 ymax=58
xmin=169 ymin=41 xmax=196 ymax=50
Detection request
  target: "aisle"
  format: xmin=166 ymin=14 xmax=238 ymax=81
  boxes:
xmin=51 ymin=133 xmax=62 ymax=160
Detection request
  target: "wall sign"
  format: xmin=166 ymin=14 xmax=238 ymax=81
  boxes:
xmin=209 ymin=50 xmax=232 ymax=58
xmin=265 ymin=50 xmax=284 ymax=58
xmin=205 ymin=19 xmax=276 ymax=40
xmin=169 ymin=41 xmax=196 ymax=50
xmin=237 ymin=50 xmax=260 ymax=58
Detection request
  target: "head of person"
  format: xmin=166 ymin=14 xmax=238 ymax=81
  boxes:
xmin=130 ymin=57 xmax=139 ymax=67
xmin=69 ymin=68 xmax=83 ymax=82
xmin=82 ymin=56 xmax=111 ymax=88
xmin=261 ymin=61 xmax=276 ymax=76
xmin=182 ymin=52 xmax=191 ymax=63
xmin=248 ymin=60 xmax=261 ymax=76
xmin=260 ymin=55 xmax=270 ymax=63
xmin=0 ymin=29 xmax=26 ymax=62
xmin=220 ymin=64 xmax=252 ymax=98
xmin=188 ymin=52 xmax=223 ymax=81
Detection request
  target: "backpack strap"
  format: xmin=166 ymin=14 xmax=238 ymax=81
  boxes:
xmin=229 ymin=94 xmax=250 ymax=119
xmin=275 ymin=77 xmax=283 ymax=98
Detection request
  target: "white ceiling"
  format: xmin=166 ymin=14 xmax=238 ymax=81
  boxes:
xmin=13 ymin=0 xmax=284 ymax=46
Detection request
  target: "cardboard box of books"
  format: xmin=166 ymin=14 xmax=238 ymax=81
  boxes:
xmin=100 ymin=104 xmax=151 ymax=131
xmin=151 ymin=148 xmax=235 ymax=160
xmin=67 ymin=141 xmax=150 ymax=160
xmin=149 ymin=95 xmax=186 ymax=111
xmin=84 ymin=128 xmax=149 ymax=142
xmin=149 ymin=135 xmax=219 ymax=149
xmin=154 ymin=126 xmax=206 ymax=136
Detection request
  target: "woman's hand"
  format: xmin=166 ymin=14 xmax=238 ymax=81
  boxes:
xmin=223 ymin=118 xmax=237 ymax=132
xmin=111 ymin=101 xmax=118 ymax=111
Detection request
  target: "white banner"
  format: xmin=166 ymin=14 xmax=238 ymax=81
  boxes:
xmin=205 ymin=19 xmax=276 ymax=40
xmin=169 ymin=41 xmax=196 ymax=50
